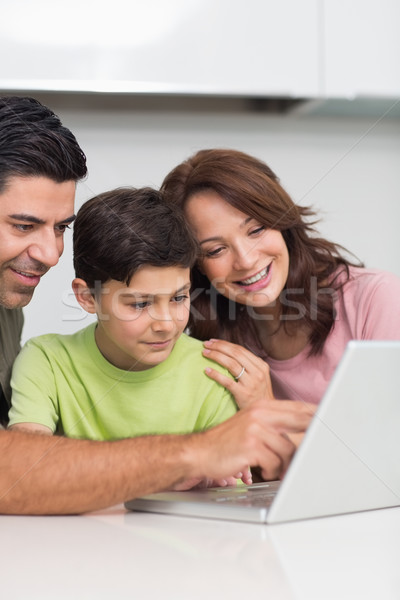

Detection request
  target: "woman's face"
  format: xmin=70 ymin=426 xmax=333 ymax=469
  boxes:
xmin=185 ymin=190 xmax=289 ymax=313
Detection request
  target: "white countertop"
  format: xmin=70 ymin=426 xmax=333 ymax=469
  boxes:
xmin=2 ymin=504 xmax=400 ymax=600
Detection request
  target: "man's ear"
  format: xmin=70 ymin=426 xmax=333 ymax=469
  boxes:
xmin=72 ymin=278 xmax=97 ymax=314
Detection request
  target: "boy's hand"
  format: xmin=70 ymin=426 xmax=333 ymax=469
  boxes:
xmin=172 ymin=468 xmax=252 ymax=491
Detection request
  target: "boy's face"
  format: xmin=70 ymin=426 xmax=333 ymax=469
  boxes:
xmin=93 ymin=265 xmax=191 ymax=371
xmin=0 ymin=175 xmax=76 ymax=308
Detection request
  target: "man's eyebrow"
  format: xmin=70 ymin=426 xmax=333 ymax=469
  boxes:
xmin=60 ymin=215 xmax=76 ymax=225
xmin=9 ymin=213 xmax=76 ymax=225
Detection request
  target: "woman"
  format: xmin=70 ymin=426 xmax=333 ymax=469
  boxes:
xmin=161 ymin=148 xmax=400 ymax=407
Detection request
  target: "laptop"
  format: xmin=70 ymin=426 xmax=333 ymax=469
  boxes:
xmin=125 ymin=340 xmax=400 ymax=524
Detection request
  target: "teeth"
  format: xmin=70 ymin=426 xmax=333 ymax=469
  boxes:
xmin=16 ymin=271 xmax=35 ymax=278
xmin=240 ymin=264 xmax=270 ymax=285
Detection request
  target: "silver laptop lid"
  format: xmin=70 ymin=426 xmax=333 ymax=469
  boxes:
xmin=267 ymin=340 xmax=400 ymax=523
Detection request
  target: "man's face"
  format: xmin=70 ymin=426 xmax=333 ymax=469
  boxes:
xmin=0 ymin=175 xmax=76 ymax=308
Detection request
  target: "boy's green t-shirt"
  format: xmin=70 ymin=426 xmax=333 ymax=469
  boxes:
xmin=9 ymin=325 xmax=237 ymax=440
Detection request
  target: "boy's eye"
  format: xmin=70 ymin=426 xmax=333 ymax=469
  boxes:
xmin=173 ymin=294 xmax=189 ymax=303
xmin=131 ymin=301 xmax=150 ymax=310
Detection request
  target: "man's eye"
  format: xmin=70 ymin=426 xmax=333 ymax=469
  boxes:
xmin=14 ymin=224 xmax=32 ymax=232
xmin=56 ymin=224 xmax=71 ymax=233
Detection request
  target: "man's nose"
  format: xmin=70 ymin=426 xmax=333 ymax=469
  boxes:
xmin=27 ymin=233 xmax=62 ymax=268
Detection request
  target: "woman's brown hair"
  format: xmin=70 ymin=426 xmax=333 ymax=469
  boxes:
xmin=161 ymin=149 xmax=361 ymax=355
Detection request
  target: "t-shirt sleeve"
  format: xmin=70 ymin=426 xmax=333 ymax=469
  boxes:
xmin=8 ymin=339 xmax=59 ymax=432
xmin=355 ymin=271 xmax=400 ymax=339
xmin=194 ymin=383 xmax=237 ymax=431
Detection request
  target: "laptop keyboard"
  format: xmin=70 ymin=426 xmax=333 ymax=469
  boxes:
xmin=212 ymin=481 xmax=281 ymax=508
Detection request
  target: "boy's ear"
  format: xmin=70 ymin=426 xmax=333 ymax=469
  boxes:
xmin=72 ymin=278 xmax=97 ymax=314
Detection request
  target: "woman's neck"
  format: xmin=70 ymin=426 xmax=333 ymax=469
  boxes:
xmin=253 ymin=317 xmax=310 ymax=361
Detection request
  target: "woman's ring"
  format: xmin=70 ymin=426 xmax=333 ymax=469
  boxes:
xmin=234 ymin=366 xmax=245 ymax=381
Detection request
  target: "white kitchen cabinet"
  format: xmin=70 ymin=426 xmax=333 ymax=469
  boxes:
xmin=0 ymin=0 xmax=320 ymax=97
xmin=322 ymin=0 xmax=400 ymax=97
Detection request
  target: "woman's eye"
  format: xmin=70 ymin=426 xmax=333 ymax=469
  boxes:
xmin=205 ymin=246 xmax=224 ymax=257
xmin=249 ymin=225 xmax=266 ymax=236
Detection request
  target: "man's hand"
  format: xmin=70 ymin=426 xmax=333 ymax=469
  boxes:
xmin=182 ymin=398 xmax=314 ymax=484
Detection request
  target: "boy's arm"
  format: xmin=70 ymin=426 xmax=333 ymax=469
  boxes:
xmin=196 ymin=382 xmax=237 ymax=431
xmin=8 ymin=340 xmax=59 ymax=433
xmin=0 ymin=399 xmax=310 ymax=515
xmin=9 ymin=423 xmax=52 ymax=435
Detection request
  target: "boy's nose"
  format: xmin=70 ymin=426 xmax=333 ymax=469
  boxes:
xmin=150 ymin=307 xmax=175 ymax=332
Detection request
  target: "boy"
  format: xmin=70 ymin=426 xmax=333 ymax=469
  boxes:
xmin=8 ymin=187 xmax=237 ymax=441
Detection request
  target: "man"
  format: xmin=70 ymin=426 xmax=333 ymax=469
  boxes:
xmin=0 ymin=96 xmax=312 ymax=515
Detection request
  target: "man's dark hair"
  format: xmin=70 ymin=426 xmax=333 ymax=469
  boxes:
xmin=0 ymin=96 xmax=87 ymax=191
xmin=73 ymin=187 xmax=199 ymax=289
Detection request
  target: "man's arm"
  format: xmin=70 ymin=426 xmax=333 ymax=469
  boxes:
xmin=0 ymin=428 xmax=194 ymax=515
xmin=0 ymin=399 xmax=312 ymax=515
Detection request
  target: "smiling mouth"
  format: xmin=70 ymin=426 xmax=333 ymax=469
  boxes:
xmin=235 ymin=264 xmax=271 ymax=286
xmin=12 ymin=269 xmax=43 ymax=278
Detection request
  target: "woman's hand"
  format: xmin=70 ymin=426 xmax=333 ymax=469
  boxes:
xmin=202 ymin=338 xmax=275 ymax=409
xmin=202 ymin=338 xmax=316 ymax=450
